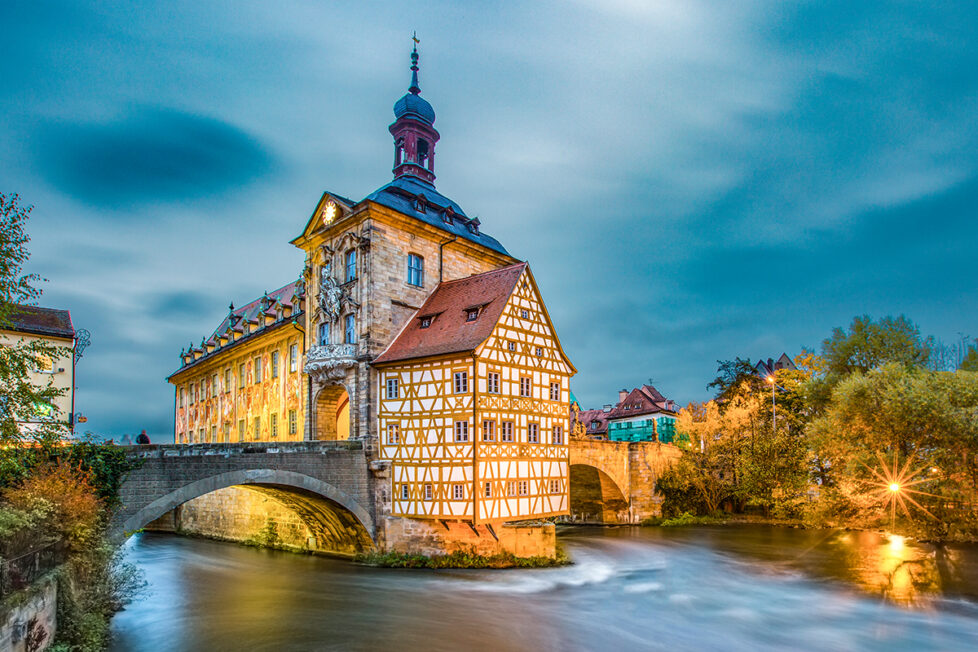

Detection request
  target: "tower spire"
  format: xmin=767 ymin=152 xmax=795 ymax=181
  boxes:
xmin=409 ymin=32 xmax=421 ymax=95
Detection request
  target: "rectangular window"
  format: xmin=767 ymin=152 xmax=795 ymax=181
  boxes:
xmin=211 ymin=374 xmax=218 ymax=395
xmin=289 ymin=410 xmax=297 ymax=435
xmin=424 ymin=484 xmax=432 ymax=501
xmin=518 ymin=480 xmax=529 ymax=496
xmin=550 ymin=479 xmax=561 ymax=494
xmin=202 ymin=381 xmax=208 ymax=401
xmin=528 ymin=423 xmax=539 ymax=443
xmin=318 ymin=323 xmax=330 ymax=346
xmin=535 ymin=347 xmax=543 ymax=357
xmin=345 ymin=314 xmax=356 ymax=344
xmin=507 ymin=481 xmax=517 ymax=497
xmin=179 ymin=388 xmax=186 ymax=407
xmin=453 ymin=484 xmax=464 ymax=500
xmin=487 ymin=372 xmax=500 ymax=394
xmin=501 ymin=421 xmax=514 ymax=442
xmin=271 ymin=351 xmax=280 ymax=378
xmin=482 ymin=419 xmax=495 ymax=441
xmin=223 ymin=424 xmax=230 ymax=442
xmin=387 ymin=423 xmax=400 ymax=444
xmin=552 ymin=425 xmax=563 ymax=445
xmin=508 ymin=341 xmax=516 ymax=352
xmin=453 ymin=371 xmax=468 ymax=394
xmin=238 ymin=419 xmax=245 ymax=442
xmin=345 ymin=249 xmax=357 ymax=282
xmin=239 ymin=363 xmax=246 ymax=386
xmin=407 ymin=254 xmax=424 ymax=287
xmin=400 ymin=484 xmax=409 ymax=500
xmin=550 ymin=382 xmax=560 ymax=401
xmin=520 ymin=309 xmax=530 ymax=319
xmin=420 ymin=316 xmax=432 ymax=328
xmin=386 ymin=378 xmax=399 ymax=399
xmin=210 ymin=425 xmax=217 ymax=442
xmin=225 ymin=369 xmax=232 ymax=392
xmin=253 ymin=416 xmax=260 ymax=440
xmin=271 ymin=413 xmax=278 ymax=438
xmin=198 ymin=428 xmax=204 ymax=443
xmin=484 ymin=482 xmax=492 ymax=498
xmin=454 ymin=421 xmax=469 ymax=442
xmin=520 ymin=377 xmax=531 ymax=397
xmin=290 ymin=343 xmax=298 ymax=372
xmin=254 ymin=357 xmax=262 ymax=383
xmin=466 ymin=308 xmax=479 ymax=321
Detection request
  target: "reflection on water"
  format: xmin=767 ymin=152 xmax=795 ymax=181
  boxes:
xmin=110 ymin=526 xmax=978 ymax=651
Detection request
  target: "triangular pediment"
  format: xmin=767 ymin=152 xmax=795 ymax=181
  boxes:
xmin=290 ymin=191 xmax=357 ymax=248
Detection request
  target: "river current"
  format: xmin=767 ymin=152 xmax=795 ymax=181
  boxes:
xmin=110 ymin=526 xmax=978 ymax=651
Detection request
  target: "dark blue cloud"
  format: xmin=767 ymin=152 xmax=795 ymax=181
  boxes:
xmin=36 ymin=108 xmax=273 ymax=208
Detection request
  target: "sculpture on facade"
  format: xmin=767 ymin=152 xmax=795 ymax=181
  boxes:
xmin=319 ymin=263 xmax=343 ymax=323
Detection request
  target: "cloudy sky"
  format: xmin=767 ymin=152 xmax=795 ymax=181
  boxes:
xmin=2 ymin=1 xmax=976 ymax=438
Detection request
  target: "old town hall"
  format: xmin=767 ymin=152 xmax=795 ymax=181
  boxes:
xmin=168 ymin=43 xmax=575 ymax=543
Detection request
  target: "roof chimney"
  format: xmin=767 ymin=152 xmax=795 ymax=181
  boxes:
xmin=619 ymin=389 xmax=628 ymax=403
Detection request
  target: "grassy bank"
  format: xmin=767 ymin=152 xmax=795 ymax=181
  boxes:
xmin=355 ymin=545 xmax=570 ymax=569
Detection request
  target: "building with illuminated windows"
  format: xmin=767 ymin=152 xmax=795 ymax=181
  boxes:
xmin=166 ymin=43 xmax=574 ymax=552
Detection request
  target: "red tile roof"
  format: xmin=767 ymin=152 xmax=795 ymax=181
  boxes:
xmin=373 ymin=262 xmax=527 ymax=365
xmin=606 ymin=384 xmax=676 ymax=420
xmin=2 ymin=305 xmax=74 ymax=339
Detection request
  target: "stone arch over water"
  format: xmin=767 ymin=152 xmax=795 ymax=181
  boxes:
xmin=314 ymin=383 xmax=351 ymax=440
xmin=569 ymin=464 xmax=630 ymax=523
xmin=114 ymin=469 xmax=374 ymax=555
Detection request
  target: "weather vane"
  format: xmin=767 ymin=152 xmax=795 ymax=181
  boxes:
xmin=412 ymin=31 xmax=420 ymax=46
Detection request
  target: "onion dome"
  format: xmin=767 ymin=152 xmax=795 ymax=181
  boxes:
xmin=393 ymin=45 xmax=435 ymax=124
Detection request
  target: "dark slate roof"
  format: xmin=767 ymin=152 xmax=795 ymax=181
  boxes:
xmin=394 ymin=92 xmax=435 ymax=124
xmin=170 ymin=279 xmax=303 ymax=377
xmin=364 ymin=176 xmax=510 ymax=256
xmin=3 ymin=305 xmax=74 ymax=339
xmin=373 ymin=262 xmax=526 ymax=365
xmin=573 ymin=408 xmax=609 ymax=435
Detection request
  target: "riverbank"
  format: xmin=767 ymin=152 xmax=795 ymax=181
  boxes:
xmin=355 ymin=544 xmax=570 ymax=569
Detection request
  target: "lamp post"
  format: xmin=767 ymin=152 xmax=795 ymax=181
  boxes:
xmin=766 ymin=374 xmax=776 ymax=435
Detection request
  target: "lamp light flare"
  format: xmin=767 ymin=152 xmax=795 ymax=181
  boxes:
xmin=858 ymin=451 xmax=940 ymax=527
xmin=889 ymin=483 xmax=900 ymax=492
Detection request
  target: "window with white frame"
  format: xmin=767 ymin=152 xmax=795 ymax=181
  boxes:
xmin=239 ymin=363 xmax=246 ymax=386
xmin=254 ymin=357 xmax=262 ymax=383
xmin=290 ymin=343 xmax=298 ymax=372
xmin=179 ymin=388 xmax=186 ymax=407
xmin=454 ymin=421 xmax=469 ymax=442
xmin=407 ymin=254 xmax=424 ymax=286
xmin=345 ymin=249 xmax=357 ymax=282
xmin=550 ymin=382 xmax=560 ymax=401
xmin=288 ymin=410 xmax=297 ymax=435
xmin=501 ymin=421 xmax=514 ymax=442
xmin=238 ymin=419 xmax=245 ymax=442
xmin=401 ymin=484 xmax=409 ymax=500
xmin=507 ymin=481 xmax=517 ymax=497
xmin=453 ymin=484 xmax=464 ymax=500
xmin=520 ymin=377 xmax=531 ymax=397
xmin=508 ymin=340 xmax=516 ymax=352
xmin=535 ymin=347 xmax=543 ymax=357
xmin=225 ymin=368 xmax=232 ymax=392
xmin=527 ymin=423 xmax=539 ymax=443
xmin=453 ymin=371 xmax=468 ymax=394
xmin=487 ymin=372 xmax=500 ymax=394
xmin=482 ymin=420 xmax=495 ymax=441
xmin=210 ymin=425 xmax=217 ymax=442
xmin=552 ymin=425 xmax=563 ymax=444
xmin=387 ymin=423 xmax=400 ymax=444
xmin=271 ymin=351 xmax=279 ymax=378
xmin=386 ymin=378 xmax=399 ymax=399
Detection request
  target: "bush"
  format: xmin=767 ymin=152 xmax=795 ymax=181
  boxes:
xmin=355 ymin=544 xmax=570 ymax=569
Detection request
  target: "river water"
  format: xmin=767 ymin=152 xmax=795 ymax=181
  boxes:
xmin=110 ymin=526 xmax=978 ymax=651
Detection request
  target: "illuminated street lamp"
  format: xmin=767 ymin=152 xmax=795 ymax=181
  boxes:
xmin=766 ymin=375 xmax=776 ymax=434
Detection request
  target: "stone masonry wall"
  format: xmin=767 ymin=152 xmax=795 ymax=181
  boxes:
xmin=381 ymin=517 xmax=556 ymax=559
xmin=0 ymin=575 xmax=57 ymax=652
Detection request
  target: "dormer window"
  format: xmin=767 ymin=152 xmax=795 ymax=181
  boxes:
xmin=465 ymin=308 xmax=479 ymax=322
xmin=419 ymin=316 xmax=433 ymax=329
xmin=414 ymin=196 xmax=427 ymax=213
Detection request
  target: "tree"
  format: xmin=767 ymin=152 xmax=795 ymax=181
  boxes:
xmin=707 ymin=357 xmax=757 ymax=409
xmin=821 ymin=315 xmax=930 ymax=377
xmin=960 ymin=344 xmax=978 ymax=372
xmin=0 ymin=193 xmax=69 ymax=447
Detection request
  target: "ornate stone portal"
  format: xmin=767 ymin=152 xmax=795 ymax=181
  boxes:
xmin=304 ymin=343 xmax=357 ymax=382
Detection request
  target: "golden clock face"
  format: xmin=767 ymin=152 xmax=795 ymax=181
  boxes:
xmin=322 ymin=201 xmax=337 ymax=226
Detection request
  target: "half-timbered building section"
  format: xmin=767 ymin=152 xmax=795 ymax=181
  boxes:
xmin=374 ymin=262 xmax=575 ymax=524
xmin=168 ymin=281 xmax=306 ymax=444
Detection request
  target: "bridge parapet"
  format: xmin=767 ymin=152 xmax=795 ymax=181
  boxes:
xmin=122 ymin=440 xmax=363 ymax=459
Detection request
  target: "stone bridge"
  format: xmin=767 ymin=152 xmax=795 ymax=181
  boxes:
xmin=567 ymin=438 xmax=683 ymax=524
xmin=112 ymin=441 xmax=375 ymax=554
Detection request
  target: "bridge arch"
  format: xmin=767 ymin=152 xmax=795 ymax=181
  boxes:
xmin=113 ymin=468 xmax=374 ymax=554
xmin=314 ymin=383 xmax=351 ymax=440
xmin=569 ymin=464 xmax=630 ymax=523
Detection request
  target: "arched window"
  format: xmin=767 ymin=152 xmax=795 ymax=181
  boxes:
xmin=417 ymin=139 xmax=429 ymax=167
xmin=407 ymin=254 xmax=424 ymax=287
xmin=395 ymin=137 xmax=405 ymax=166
